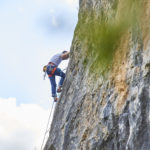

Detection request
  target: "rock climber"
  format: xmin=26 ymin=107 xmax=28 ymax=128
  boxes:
xmin=43 ymin=51 xmax=70 ymax=102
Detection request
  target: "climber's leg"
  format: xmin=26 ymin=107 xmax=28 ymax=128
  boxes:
xmin=49 ymin=75 xmax=57 ymax=98
xmin=54 ymin=68 xmax=66 ymax=93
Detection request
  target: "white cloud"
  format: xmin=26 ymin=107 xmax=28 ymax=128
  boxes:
xmin=0 ymin=97 xmax=54 ymax=150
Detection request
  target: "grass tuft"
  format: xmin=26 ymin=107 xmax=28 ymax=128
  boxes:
xmin=75 ymin=0 xmax=143 ymax=71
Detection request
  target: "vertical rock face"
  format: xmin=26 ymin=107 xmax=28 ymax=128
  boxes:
xmin=44 ymin=0 xmax=150 ymax=150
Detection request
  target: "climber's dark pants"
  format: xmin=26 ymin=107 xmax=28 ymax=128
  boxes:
xmin=49 ymin=68 xmax=65 ymax=97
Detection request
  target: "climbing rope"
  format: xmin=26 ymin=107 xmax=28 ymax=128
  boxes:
xmin=41 ymin=67 xmax=66 ymax=149
xmin=40 ymin=101 xmax=55 ymax=150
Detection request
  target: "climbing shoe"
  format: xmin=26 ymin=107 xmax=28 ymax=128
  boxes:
xmin=57 ymin=87 xmax=62 ymax=93
xmin=54 ymin=97 xmax=58 ymax=102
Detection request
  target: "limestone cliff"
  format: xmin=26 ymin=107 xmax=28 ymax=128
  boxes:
xmin=44 ymin=0 xmax=150 ymax=150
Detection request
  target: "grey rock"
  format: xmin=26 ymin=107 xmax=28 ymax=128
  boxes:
xmin=44 ymin=0 xmax=150 ymax=150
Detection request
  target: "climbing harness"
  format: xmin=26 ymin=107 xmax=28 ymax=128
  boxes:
xmin=48 ymin=67 xmax=57 ymax=77
xmin=48 ymin=62 xmax=57 ymax=77
xmin=40 ymin=101 xmax=55 ymax=150
xmin=43 ymin=62 xmax=57 ymax=80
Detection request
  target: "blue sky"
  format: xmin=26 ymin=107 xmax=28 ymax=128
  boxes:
xmin=0 ymin=0 xmax=78 ymax=149
xmin=0 ymin=0 xmax=78 ymax=107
